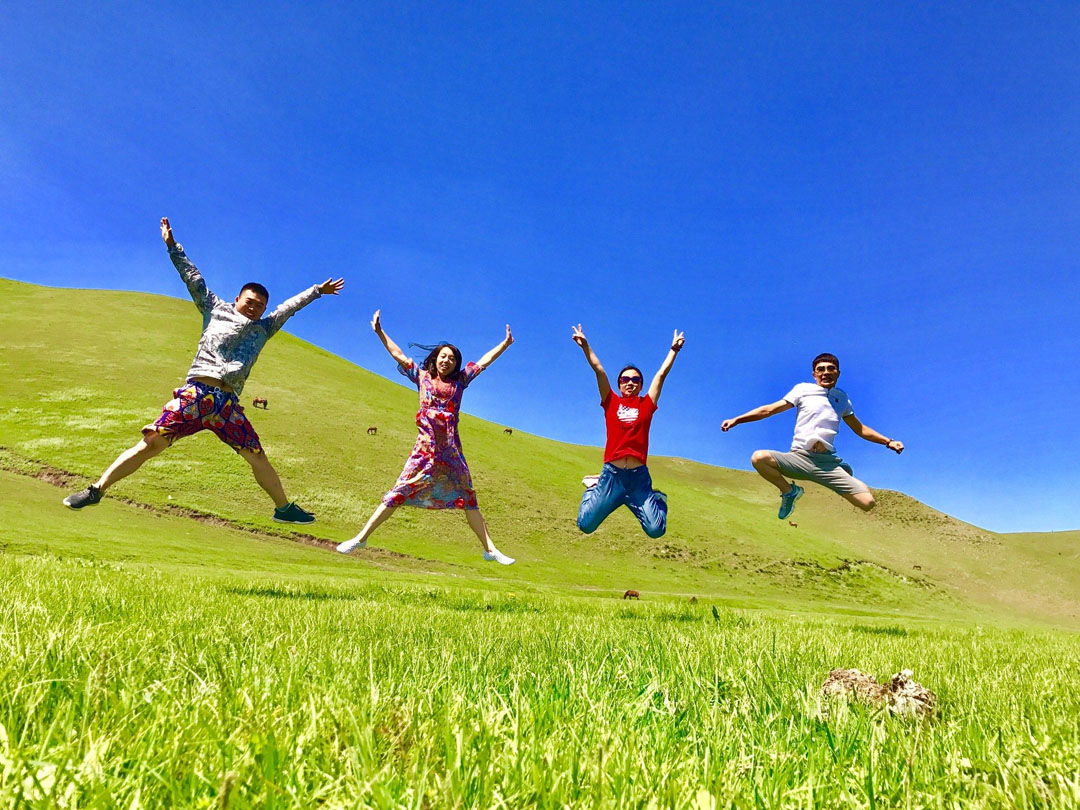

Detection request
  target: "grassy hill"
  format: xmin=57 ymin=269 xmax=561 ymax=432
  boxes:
xmin=2 ymin=277 xmax=1079 ymax=626
xmin=3 ymin=277 xmax=1080 ymax=808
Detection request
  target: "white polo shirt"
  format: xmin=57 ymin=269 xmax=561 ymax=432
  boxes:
xmin=783 ymin=383 xmax=853 ymax=453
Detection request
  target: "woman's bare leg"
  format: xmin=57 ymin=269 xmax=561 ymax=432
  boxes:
xmin=337 ymin=503 xmax=396 ymax=553
xmin=465 ymin=508 xmax=495 ymax=552
xmin=467 ymin=509 xmax=515 ymax=565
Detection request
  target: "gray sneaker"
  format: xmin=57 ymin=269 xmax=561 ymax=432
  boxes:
xmin=273 ymin=502 xmax=316 ymax=525
xmin=63 ymin=485 xmax=102 ymax=510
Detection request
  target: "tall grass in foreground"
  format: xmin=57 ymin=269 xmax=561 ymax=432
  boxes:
xmin=1 ymin=554 xmax=1079 ymax=809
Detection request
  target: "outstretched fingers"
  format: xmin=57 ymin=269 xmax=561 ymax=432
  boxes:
xmin=371 ymin=309 xmax=382 ymax=333
xmin=571 ymin=323 xmax=586 ymax=346
xmin=160 ymin=217 xmax=175 ymax=246
xmin=671 ymin=329 xmax=685 ymax=350
xmin=319 ymin=278 xmax=345 ymax=295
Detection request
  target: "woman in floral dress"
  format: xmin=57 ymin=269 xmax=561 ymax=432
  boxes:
xmin=336 ymin=310 xmax=516 ymax=565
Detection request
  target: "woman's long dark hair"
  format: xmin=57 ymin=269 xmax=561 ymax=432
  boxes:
xmin=398 ymin=342 xmax=464 ymax=381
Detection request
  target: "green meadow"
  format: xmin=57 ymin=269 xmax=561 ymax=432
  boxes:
xmin=2 ymin=278 xmax=1080 ymax=807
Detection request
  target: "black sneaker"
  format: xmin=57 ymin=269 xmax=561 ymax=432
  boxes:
xmin=273 ymin=502 xmax=316 ymax=525
xmin=63 ymin=485 xmax=102 ymax=510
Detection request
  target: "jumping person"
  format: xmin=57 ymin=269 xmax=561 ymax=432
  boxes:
xmin=720 ymin=353 xmax=903 ymax=518
xmin=335 ymin=310 xmax=516 ymax=564
xmin=572 ymin=324 xmax=684 ymax=538
xmin=61 ymin=217 xmax=345 ymax=523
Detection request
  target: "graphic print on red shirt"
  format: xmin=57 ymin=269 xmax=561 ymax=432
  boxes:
xmin=602 ymin=392 xmax=657 ymax=464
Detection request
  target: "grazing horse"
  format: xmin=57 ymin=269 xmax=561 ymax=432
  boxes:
xmin=367 ymin=426 xmax=378 ymax=435
xmin=788 ymin=521 xmax=798 ymax=527
xmin=252 ymin=397 xmax=268 ymax=409
xmin=503 ymin=427 xmax=513 ymax=436
xmin=622 ymin=589 xmax=640 ymax=600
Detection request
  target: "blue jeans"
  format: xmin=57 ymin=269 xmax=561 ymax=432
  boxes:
xmin=577 ymin=463 xmax=667 ymax=538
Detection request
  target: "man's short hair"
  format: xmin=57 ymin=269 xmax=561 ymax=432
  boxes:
xmin=812 ymin=353 xmax=839 ymax=370
xmin=240 ymin=282 xmax=269 ymax=301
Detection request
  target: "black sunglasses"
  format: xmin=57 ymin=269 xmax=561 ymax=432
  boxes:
xmin=618 ymin=375 xmax=643 ymax=384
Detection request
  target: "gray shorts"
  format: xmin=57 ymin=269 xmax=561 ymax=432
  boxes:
xmin=769 ymin=450 xmax=869 ymax=496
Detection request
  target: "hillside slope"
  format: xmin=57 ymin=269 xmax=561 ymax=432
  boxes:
xmin=2 ymin=278 xmax=1078 ymax=625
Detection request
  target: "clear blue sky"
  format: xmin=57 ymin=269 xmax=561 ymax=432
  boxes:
xmin=2 ymin=3 xmax=1078 ymax=532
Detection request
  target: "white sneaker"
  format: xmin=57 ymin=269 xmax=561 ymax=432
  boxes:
xmin=483 ymin=549 xmax=516 ymax=565
xmin=582 ymin=474 xmax=601 ymax=488
xmin=336 ymin=537 xmax=366 ymax=554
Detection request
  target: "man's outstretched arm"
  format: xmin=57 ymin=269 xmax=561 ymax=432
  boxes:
xmin=647 ymin=329 xmax=685 ymax=404
xmin=267 ymin=277 xmax=345 ymax=335
xmin=161 ymin=217 xmax=218 ymax=314
xmin=571 ymin=324 xmax=612 ymax=402
xmin=721 ymin=400 xmax=793 ymax=432
xmin=842 ymin=414 xmax=904 ymax=453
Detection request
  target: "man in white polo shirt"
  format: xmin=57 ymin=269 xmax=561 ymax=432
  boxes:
xmin=721 ymin=353 xmax=903 ymax=519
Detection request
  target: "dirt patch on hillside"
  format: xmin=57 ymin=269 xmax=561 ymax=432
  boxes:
xmin=755 ymin=557 xmax=934 ymax=589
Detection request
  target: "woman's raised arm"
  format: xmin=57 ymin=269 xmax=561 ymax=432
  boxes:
xmin=371 ymin=310 xmax=411 ymax=367
xmin=477 ymin=324 xmax=514 ymax=368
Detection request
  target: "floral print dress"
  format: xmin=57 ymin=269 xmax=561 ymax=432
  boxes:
xmin=382 ymin=360 xmax=484 ymax=510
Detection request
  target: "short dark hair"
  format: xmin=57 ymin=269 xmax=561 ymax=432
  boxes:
xmin=240 ymin=282 xmax=269 ymax=301
xmin=812 ymin=353 xmax=839 ymax=371
xmin=618 ymin=364 xmax=644 ymax=381
xmin=422 ymin=343 xmax=463 ymax=380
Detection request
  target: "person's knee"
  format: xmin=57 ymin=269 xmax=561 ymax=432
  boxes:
xmin=751 ymin=450 xmax=775 ymax=468
xmin=643 ymin=520 xmax=666 ymax=539
xmin=238 ymin=448 xmax=267 ymax=466
xmin=140 ymin=432 xmax=171 ymax=454
xmin=854 ymin=492 xmax=875 ymax=511
xmin=576 ymin=513 xmax=600 ymax=534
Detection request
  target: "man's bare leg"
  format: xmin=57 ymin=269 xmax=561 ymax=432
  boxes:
xmin=842 ymin=489 xmax=876 ymax=512
xmin=238 ymin=449 xmax=289 ymax=508
xmin=337 ymin=503 xmax=396 ymax=553
xmin=751 ymin=449 xmax=795 ymax=494
xmin=96 ymin=432 xmax=172 ymax=491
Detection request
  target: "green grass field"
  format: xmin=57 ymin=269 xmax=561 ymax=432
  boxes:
xmin=2 ymin=278 xmax=1080 ymax=807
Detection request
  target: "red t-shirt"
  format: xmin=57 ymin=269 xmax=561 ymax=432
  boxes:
xmin=602 ymin=392 xmax=657 ymax=464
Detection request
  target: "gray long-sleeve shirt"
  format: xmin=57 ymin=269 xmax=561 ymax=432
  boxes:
xmin=168 ymin=242 xmax=321 ymax=394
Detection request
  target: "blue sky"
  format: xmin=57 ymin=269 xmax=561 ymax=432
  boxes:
xmin=2 ymin=2 xmax=1078 ymax=532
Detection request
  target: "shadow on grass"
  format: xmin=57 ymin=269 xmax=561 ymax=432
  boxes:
xmin=851 ymin=624 xmax=909 ymax=637
xmin=224 ymin=584 xmax=358 ymax=602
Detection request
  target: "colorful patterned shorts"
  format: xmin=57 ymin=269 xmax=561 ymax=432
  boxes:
xmin=143 ymin=380 xmax=263 ymax=453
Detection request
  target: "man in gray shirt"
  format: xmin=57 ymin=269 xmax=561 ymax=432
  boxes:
xmin=62 ymin=218 xmax=345 ymax=524
xmin=721 ymin=353 xmax=903 ymax=520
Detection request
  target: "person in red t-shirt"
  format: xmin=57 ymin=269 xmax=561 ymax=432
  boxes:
xmin=572 ymin=324 xmax=685 ymax=538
